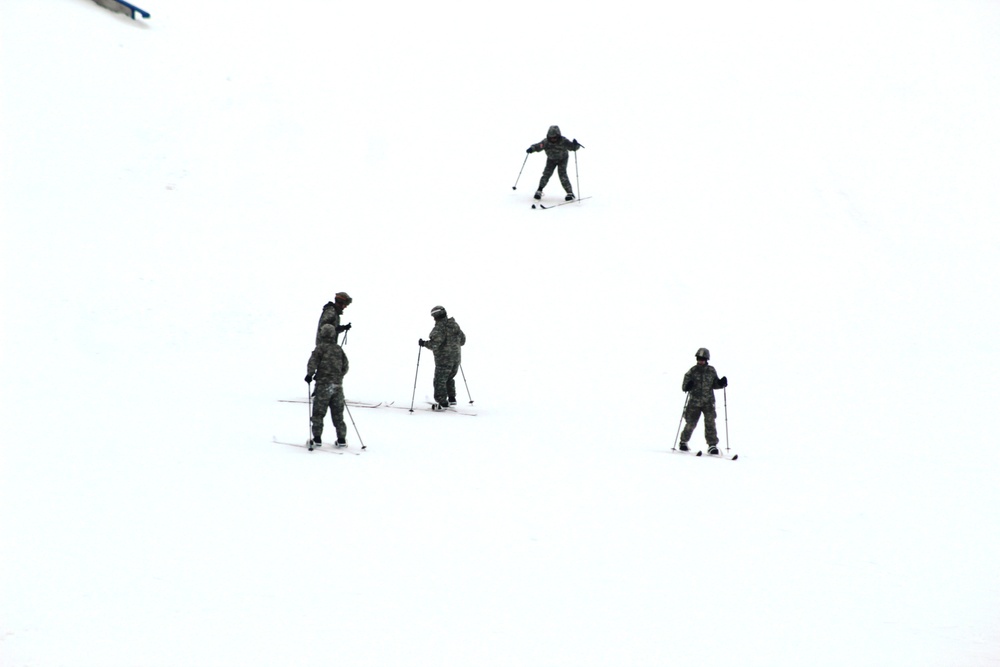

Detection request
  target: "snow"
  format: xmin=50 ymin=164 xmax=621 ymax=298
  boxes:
xmin=2 ymin=0 xmax=999 ymax=664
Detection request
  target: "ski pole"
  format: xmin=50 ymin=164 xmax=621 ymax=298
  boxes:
xmin=512 ymin=153 xmax=529 ymax=190
xmin=307 ymin=379 xmax=313 ymax=447
xmin=459 ymin=363 xmax=474 ymax=404
xmin=672 ymin=392 xmax=690 ymax=450
xmin=344 ymin=402 xmax=366 ymax=450
xmin=723 ymin=386 xmax=730 ymax=454
xmin=409 ymin=345 xmax=423 ymax=413
xmin=574 ymin=149 xmax=581 ymax=199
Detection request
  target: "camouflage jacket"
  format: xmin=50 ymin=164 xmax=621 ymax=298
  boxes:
xmin=316 ymin=302 xmax=349 ymax=344
xmin=528 ymin=126 xmax=581 ymax=162
xmin=682 ymin=363 xmax=723 ymax=407
xmin=426 ymin=317 xmax=466 ymax=359
xmin=308 ymin=339 xmax=349 ymax=385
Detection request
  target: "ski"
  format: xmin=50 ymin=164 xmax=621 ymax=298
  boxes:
xmin=278 ymin=399 xmax=388 ymax=409
xmin=534 ymin=196 xmax=591 ymax=209
xmin=426 ymin=401 xmax=477 ymax=415
xmin=273 ymin=437 xmax=362 ymax=455
xmin=672 ymin=448 xmax=703 ymax=457
xmin=706 ymin=452 xmax=739 ymax=461
xmin=385 ymin=403 xmax=477 ymax=416
xmin=274 ymin=437 xmax=343 ymax=455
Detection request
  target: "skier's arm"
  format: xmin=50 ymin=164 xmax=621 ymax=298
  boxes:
xmin=425 ymin=328 xmax=441 ymax=352
xmin=307 ymin=349 xmax=322 ymax=377
xmin=711 ymin=369 xmax=727 ymax=389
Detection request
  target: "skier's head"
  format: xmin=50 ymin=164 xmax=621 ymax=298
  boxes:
xmin=319 ymin=324 xmax=337 ymax=341
xmin=695 ymin=347 xmax=710 ymax=364
xmin=431 ymin=305 xmax=447 ymax=321
xmin=547 ymin=125 xmax=561 ymax=140
xmin=335 ymin=292 xmax=352 ymax=309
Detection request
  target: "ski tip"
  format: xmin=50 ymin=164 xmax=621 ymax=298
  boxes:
xmin=732 ymin=454 xmax=739 ymax=460
xmin=696 ymin=451 xmax=703 ymax=456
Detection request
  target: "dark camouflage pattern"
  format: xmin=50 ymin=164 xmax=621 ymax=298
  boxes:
xmin=316 ymin=302 xmax=342 ymax=344
xmin=312 ymin=382 xmax=347 ymax=443
xmin=682 ymin=362 xmax=723 ymax=408
xmin=308 ymin=326 xmax=349 ymax=442
xmin=315 ymin=294 xmax=351 ymax=344
xmin=528 ymin=125 xmax=580 ymax=195
xmin=679 ymin=362 xmax=724 ymax=447
xmin=425 ymin=316 xmax=466 ymax=405
xmin=680 ymin=403 xmax=719 ymax=447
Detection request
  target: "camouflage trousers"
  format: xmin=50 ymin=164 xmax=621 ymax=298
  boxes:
xmin=312 ymin=382 xmax=346 ymax=443
xmin=538 ymin=158 xmax=573 ymax=194
xmin=433 ymin=356 xmax=461 ymax=406
xmin=680 ymin=403 xmax=719 ymax=446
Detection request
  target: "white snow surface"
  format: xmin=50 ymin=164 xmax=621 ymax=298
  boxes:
xmin=3 ymin=0 xmax=1000 ymax=665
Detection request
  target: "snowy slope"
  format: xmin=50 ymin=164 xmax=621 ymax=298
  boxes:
xmin=2 ymin=0 xmax=999 ymax=665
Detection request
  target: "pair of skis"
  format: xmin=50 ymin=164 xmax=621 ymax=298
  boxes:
xmin=531 ymin=196 xmax=592 ymax=210
xmin=278 ymin=399 xmax=386 ymax=408
xmin=272 ymin=437 xmax=363 ymax=455
xmin=673 ymin=448 xmax=738 ymax=461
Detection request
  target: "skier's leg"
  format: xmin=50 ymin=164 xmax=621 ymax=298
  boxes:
xmin=446 ymin=361 xmax=459 ymax=403
xmin=557 ymin=159 xmax=573 ymax=194
xmin=679 ymin=404 xmax=701 ymax=444
xmin=537 ymin=160 xmax=557 ymax=191
xmin=703 ymin=406 xmax=719 ymax=446
xmin=432 ymin=361 xmax=449 ymax=406
xmin=330 ymin=384 xmax=347 ymax=442
xmin=311 ymin=382 xmax=334 ymax=441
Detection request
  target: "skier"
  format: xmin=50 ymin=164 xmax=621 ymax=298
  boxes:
xmin=418 ymin=305 xmax=466 ymax=408
xmin=315 ymin=292 xmax=353 ymax=344
xmin=678 ymin=348 xmax=728 ymax=455
xmin=526 ymin=125 xmax=582 ymax=201
xmin=305 ymin=324 xmax=350 ymax=447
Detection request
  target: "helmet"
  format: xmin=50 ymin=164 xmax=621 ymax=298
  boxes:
xmin=695 ymin=347 xmax=710 ymax=360
xmin=319 ymin=324 xmax=337 ymax=340
xmin=431 ymin=305 xmax=447 ymax=319
xmin=335 ymin=291 xmax=352 ymax=306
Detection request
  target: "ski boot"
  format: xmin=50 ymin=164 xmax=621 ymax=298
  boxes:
xmin=565 ymin=193 xmax=575 ymax=201
xmin=335 ymin=440 xmax=347 ymax=448
xmin=533 ymin=190 xmax=543 ymax=200
xmin=707 ymin=446 xmax=720 ymax=456
xmin=678 ymin=442 xmax=690 ymax=452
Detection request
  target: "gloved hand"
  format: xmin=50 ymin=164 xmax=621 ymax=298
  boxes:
xmin=337 ymin=322 xmax=352 ymax=332
xmin=683 ymin=381 xmax=693 ymax=392
xmin=572 ymin=139 xmax=584 ymax=148
xmin=305 ymin=374 xmax=313 ymax=383
xmin=719 ymin=376 xmax=728 ymax=388
xmin=526 ymin=145 xmax=537 ymax=154
xmin=418 ymin=339 xmax=426 ymax=347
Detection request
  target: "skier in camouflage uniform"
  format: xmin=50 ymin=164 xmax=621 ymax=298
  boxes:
xmin=679 ymin=348 xmax=728 ymax=455
xmin=418 ymin=305 xmax=466 ymax=408
xmin=305 ymin=324 xmax=350 ymax=447
xmin=526 ymin=125 xmax=582 ymax=201
xmin=315 ymin=291 xmax=352 ymax=344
